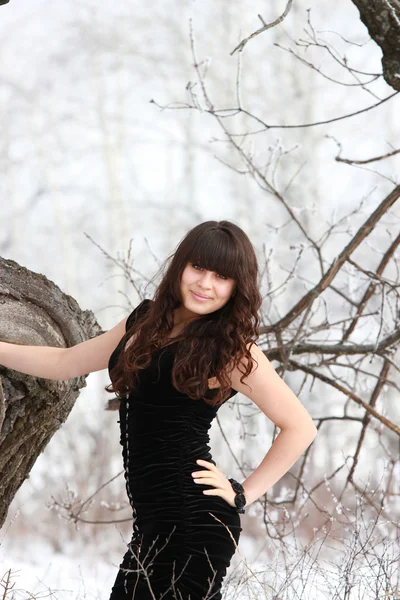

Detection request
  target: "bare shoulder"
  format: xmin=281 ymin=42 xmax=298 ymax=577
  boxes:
xmin=226 ymin=342 xmax=317 ymax=435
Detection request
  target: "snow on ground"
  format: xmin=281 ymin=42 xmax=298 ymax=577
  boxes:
xmin=0 ymin=531 xmax=261 ymax=600
xmin=1 ymin=536 xmax=118 ymax=600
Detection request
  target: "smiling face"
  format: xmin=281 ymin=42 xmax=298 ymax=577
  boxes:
xmin=175 ymin=261 xmax=236 ymax=325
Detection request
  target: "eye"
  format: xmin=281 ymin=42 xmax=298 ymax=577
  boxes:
xmin=191 ymin=263 xmax=228 ymax=280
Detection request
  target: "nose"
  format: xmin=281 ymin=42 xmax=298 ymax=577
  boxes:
xmin=197 ymin=271 xmax=213 ymax=288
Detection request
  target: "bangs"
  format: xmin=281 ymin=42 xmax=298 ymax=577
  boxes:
xmin=188 ymin=230 xmax=239 ymax=280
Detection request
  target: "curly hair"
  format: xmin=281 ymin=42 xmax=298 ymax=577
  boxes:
xmin=105 ymin=220 xmax=262 ymax=408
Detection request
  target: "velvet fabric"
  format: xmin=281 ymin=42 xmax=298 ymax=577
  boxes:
xmin=108 ymin=299 xmax=242 ymax=599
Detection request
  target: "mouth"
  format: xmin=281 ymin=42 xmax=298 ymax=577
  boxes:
xmin=191 ymin=290 xmax=212 ymax=301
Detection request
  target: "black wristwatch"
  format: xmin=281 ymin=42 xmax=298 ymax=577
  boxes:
xmin=228 ymin=478 xmax=246 ymax=514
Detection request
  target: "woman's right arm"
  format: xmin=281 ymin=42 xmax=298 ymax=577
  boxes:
xmin=0 ymin=315 xmax=128 ymax=381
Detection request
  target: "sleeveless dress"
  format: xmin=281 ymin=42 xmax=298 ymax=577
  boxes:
xmin=108 ymin=299 xmax=242 ymax=600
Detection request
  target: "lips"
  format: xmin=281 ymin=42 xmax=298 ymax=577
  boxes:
xmin=191 ymin=291 xmax=211 ymax=300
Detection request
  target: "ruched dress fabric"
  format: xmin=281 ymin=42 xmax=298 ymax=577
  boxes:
xmin=108 ymin=299 xmax=242 ymax=600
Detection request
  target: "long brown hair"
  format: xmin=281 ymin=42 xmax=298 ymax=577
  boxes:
xmin=105 ymin=220 xmax=262 ymax=407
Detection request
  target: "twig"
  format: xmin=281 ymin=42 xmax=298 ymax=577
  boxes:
xmin=335 ymin=147 xmax=400 ymax=165
xmin=231 ymin=0 xmax=293 ymax=55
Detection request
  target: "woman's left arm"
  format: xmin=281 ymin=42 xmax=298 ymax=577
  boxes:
xmin=228 ymin=343 xmax=318 ymax=506
xmin=241 ymin=427 xmax=316 ymax=506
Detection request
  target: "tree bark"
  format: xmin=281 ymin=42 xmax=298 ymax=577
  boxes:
xmin=350 ymin=0 xmax=400 ymax=91
xmin=0 ymin=257 xmax=103 ymax=529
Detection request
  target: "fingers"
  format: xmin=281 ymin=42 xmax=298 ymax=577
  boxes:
xmin=192 ymin=473 xmax=230 ymax=493
xmin=193 ymin=476 xmax=217 ymax=485
xmin=194 ymin=459 xmax=223 ymax=479
xmin=192 ymin=469 xmax=217 ymax=478
xmin=192 ymin=471 xmax=225 ymax=489
xmin=195 ymin=459 xmax=217 ymax=472
xmin=193 ymin=460 xmax=231 ymax=496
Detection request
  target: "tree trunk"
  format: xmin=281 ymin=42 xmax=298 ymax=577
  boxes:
xmin=350 ymin=0 xmax=400 ymax=91
xmin=0 ymin=257 xmax=103 ymax=529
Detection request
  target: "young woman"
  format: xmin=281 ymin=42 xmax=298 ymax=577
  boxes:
xmin=1 ymin=220 xmax=317 ymax=599
xmin=103 ymin=220 xmax=317 ymax=599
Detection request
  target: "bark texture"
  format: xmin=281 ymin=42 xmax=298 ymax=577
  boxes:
xmin=350 ymin=0 xmax=400 ymax=91
xmin=0 ymin=257 xmax=103 ymax=528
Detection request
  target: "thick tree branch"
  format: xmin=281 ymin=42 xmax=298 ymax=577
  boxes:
xmin=0 ymin=257 xmax=103 ymax=529
xmin=350 ymin=0 xmax=400 ymax=91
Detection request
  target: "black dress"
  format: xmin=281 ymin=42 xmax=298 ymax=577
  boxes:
xmin=108 ymin=299 xmax=242 ymax=600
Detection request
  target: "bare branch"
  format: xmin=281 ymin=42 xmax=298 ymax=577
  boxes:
xmin=335 ymin=147 xmax=400 ymax=165
xmin=266 ymin=184 xmax=400 ymax=332
xmin=289 ymin=358 xmax=399 ymax=435
xmin=150 ymin=91 xmax=399 ymax=133
xmin=230 ymin=0 xmax=293 ymax=55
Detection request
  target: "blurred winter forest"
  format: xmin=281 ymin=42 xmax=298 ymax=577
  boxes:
xmin=0 ymin=0 xmax=399 ymax=598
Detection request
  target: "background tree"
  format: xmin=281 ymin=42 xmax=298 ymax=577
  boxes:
xmin=351 ymin=0 xmax=400 ymax=92
xmin=0 ymin=257 xmax=98 ymax=528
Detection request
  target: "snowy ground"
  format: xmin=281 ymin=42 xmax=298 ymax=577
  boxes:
xmin=1 ymin=537 xmax=118 ymax=600
xmin=0 ymin=532 xmax=259 ymax=600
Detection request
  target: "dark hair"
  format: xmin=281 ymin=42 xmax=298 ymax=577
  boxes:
xmin=105 ymin=220 xmax=262 ymax=407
